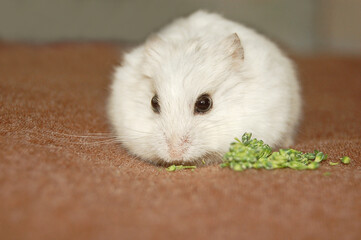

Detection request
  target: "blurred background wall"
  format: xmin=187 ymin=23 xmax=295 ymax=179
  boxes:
xmin=0 ymin=0 xmax=360 ymax=55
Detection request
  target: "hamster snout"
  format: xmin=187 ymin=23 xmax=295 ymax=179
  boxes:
xmin=166 ymin=135 xmax=191 ymax=160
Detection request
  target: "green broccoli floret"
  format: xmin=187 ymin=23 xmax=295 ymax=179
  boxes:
xmin=221 ymin=133 xmax=327 ymax=171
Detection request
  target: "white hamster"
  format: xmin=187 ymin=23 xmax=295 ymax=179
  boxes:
xmin=107 ymin=10 xmax=301 ymax=164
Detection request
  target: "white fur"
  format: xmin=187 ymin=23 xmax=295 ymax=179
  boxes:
xmin=107 ymin=10 xmax=301 ymax=164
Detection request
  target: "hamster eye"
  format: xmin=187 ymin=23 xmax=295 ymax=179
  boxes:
xmin=151 ymin=95 xmax=160 ymax=113
xmin=194 ymin=94 xmax=213 ymax=114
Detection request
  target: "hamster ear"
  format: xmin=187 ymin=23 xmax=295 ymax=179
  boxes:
xmin=144 ymin=34 xmax=165 ymax=59
xmin=220 ymin=33 xmax=244 ymax=61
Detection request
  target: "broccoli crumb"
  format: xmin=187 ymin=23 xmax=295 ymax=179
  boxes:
xmin=166 ymin=165 xmax=197 ymax=172
xmin=340 ymin=156 xmax=351 ymax=164
xmin=329 ymin=161 xmax=339 ymax=166
xmin=221 ymin=133 xmax=326 ymax=171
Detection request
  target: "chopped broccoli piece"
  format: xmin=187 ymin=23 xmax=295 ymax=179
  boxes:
xmin=315 ymin=152 xmax=327 ymax=163
xmin=166 ymin=165 xmax=197 ymax=172
xmin=221 ymin=133 xmax=328 ymax=171
xmin=340 ymin=156 xmax=351 ymax=164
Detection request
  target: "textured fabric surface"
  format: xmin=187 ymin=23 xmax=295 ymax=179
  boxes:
xmin=0 ymin=43 xmax=360 ymax=240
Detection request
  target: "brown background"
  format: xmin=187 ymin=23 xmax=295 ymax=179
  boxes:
xmin=0 ymin=43 xmax=360 ymax=240
xmin=1 ymin=0 xmax=361 ymax=55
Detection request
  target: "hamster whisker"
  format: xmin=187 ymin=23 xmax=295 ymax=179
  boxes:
xmin=1 ymin=139 xmax=65 ymax=151
xmin=198 ymin=113 xmax=282 ymax=128
xmin=17 ymin=129 xmax=117 ymax=140
xmin=23 ymin=137 xmax=119 ymax=145
xmin=61 ymin=139 xmax=121 ymax=145
xmin=44 ymin=130 xmax=117 ymax=138
xmin=3 ymin=130 xmax=122 ymax=147
xmin=121 ymin=127 xmax=153 ymax=135
xmin=112 ymin=135 xmax=154 ymax=142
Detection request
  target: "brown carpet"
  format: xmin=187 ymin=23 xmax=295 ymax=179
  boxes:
xmin=0 ymin=42 xmax=360 ymax=240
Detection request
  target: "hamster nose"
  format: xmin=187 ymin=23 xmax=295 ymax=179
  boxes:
xmin=167 ymin=143 xmax=186 ymax=160
xmin=166 ymin=136 xmax=190 ymax=160
xmin=169 ymin=148 xmax=183 ymax=160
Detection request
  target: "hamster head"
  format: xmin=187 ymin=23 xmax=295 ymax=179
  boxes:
xmin=108 ymin=33 xmax=250 ymax=164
